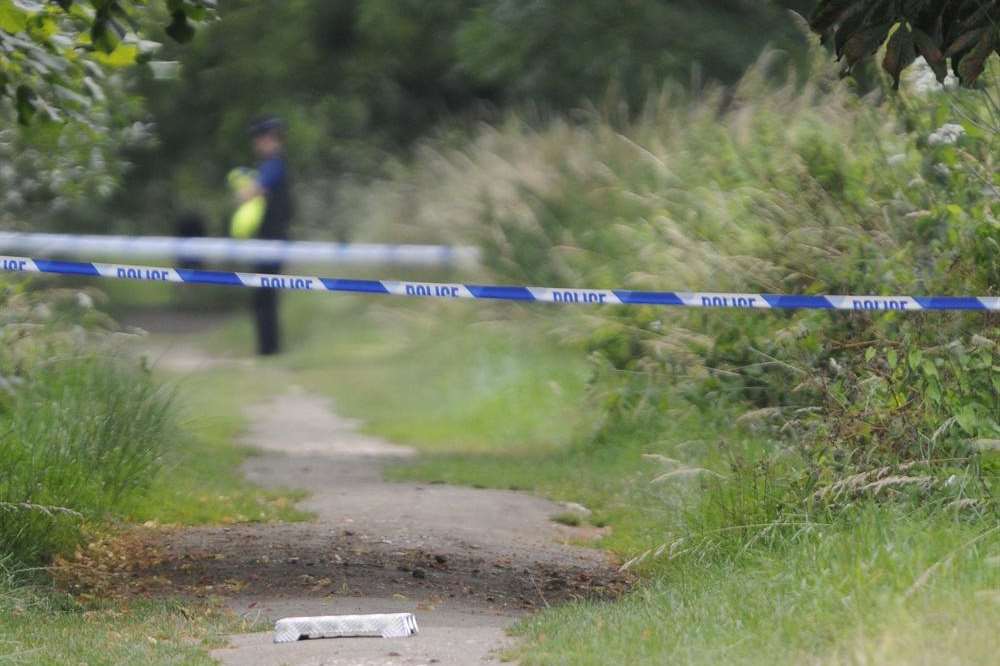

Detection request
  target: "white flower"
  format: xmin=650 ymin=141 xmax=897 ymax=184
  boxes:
xmin=932 ymin=163 xmax=952 ymax=179
xmin=928 ymin=123 xmax=965 ymax=146
xmin=887 ymin=153 xmax=907 ymax=166
xmin=905 ymin=57 xmax=959 ymax=95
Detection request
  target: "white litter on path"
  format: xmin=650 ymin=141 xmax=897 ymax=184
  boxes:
xmin=274 ymin=613 xmax=419 ymax=643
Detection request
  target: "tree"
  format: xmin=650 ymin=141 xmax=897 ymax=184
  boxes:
xmin=457 ymin=1 xmax=812 ymax=111
xmin=809 ymin=0 xmax=1000 ymax=87
xmin=0 ymin=0 xmax=216 ymax=124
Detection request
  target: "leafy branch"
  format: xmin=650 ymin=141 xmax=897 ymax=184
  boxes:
xmin=809 ymin=0 xmax=1000 ymax=88
xmin=0 ymin=0 xmax=216 ymax=123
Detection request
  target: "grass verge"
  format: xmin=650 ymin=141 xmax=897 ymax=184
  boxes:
xmin=1 ymin=281 xmax=307 ymax=665
xmin=196 ymin=295 xmax=998 ymax=666
xmin=202 ymin=292 xmax=591 ymax=456
xmin=125 ymin=361 xmax=309 ymax=525
xmin=515 ymin=510 xmax=998 ymax=665
xmin=0 ymin=565 xmax=259 ymax=666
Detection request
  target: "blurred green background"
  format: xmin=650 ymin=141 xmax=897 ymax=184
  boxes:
xmin=4 ymin=0 xmax=814 ymax=240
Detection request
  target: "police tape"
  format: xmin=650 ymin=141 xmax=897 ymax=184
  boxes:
xmin=0 ymin=232 xmax=480 ymax=267
xmin=2 ymin=256 xmax=998 ymax=312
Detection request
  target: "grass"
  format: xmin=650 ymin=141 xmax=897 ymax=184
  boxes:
xmin=191 ymin=293 xmax=998 ymax=665
xmin=0 ymin=353 xmax=176 ymax=566
xmin=0 ymin=566 xmax=260 ymax=665
xmin=7 ymin=264 xmax=996 ymax=665
xmin=124 ymin=361 xmax=309 ymax=525
xmin=0 ymin=281 xmax=306 ymax=665
xmin=550 ymin=512 xmax=583 ymax=527
xmin=6 ymin=51 xmax=995 ymax=663
xmin=199 ymin=291 xmax=591 ymax=456
xmin=515 ymin=510 xmax=998 ymax=665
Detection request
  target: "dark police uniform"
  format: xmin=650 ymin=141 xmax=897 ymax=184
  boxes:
xmin=253 ymin=154 xmax=293 ymax=355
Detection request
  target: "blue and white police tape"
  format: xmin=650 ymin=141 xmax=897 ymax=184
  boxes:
xmin=2 ymin=256 xmax=998 ymax=312
xmin=0 ymin=232 xmax=480 ymax=268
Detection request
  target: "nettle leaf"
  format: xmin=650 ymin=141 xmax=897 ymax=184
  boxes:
xmin=810 ymin=0 xmax=864 ymax=34
xmin=911 ymin=26 xmax=948 ymax=81
xmin=956 ymin=30 xmax=997 ymax=85
xmin=833 ymin=6 xmax=870 ymax=59
xmin=843 ymin=22 xmax=894 ymax=68
xmin=883 ymin=24 xmax=917 ymax=88
xmin=944 ymin=28 xmax=988 ymax=57
xmin=955 ymin=406 xmax=979 ymax=435
xmin=811 ymin=0 xmax=1000 ymax=87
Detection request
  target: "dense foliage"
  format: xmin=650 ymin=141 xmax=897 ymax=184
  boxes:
xmin=357 ymin=47 xmax=999 ymax=515
xmin=93 ymin=0 xmax=813 ymax=236
xmin=0 ymin=1 xmax=212 ymax=230
xmin=0 ymin=92 xmax=151 ymax=229
xmin=810 ymin=0 xmax=1000 ymax=86
xmin=0 ymin=0 xmax=215 ymax=123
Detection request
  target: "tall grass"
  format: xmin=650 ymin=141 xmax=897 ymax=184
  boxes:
xmin=343 ymin=42 xmax=999 ymax=664
xmin=358 ymin=42 xmax=999 ymax=493
xmin=0 ymin=286 xmax=177 ymax=567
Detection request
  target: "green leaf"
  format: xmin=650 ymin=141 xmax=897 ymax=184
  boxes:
xmin=0 ymin=2 xmax=29 ymax=34
xmin=91 ymin=18 xmax=121 ymax=54
xmin=911 ymin=27 xmax=948 ymax=82
xmin=887 ymin=348 xmax=898 ymax=370
xmin=92 ymin=42 xmax=137 ymax=67
xmin=809 ymin=0 xmax=862 ymax=34
xmin=944 ymin=28 xmax=987 ymax=57
xmin=883 ymin=24 xmax=916 ymax=89
xmin=842 ymin=22 xmax=893 ymax=69
xmin=27 ymin=15 xmax=58 ymax=41
xmin=865 ymin=347 xmax=876 ymax=362
xmin=956 ymin=406 xmax=979 ymax=436
xmin=955 ymin=31 xmax=996 ymax=86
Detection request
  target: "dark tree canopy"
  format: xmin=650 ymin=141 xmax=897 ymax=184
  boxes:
xmin=809 ymin=0 xmax=1000 ymax=87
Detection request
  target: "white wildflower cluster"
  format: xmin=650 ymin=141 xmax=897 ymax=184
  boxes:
xmin=928 ymin=123 xmax=966 ymax=147
xmin=904 ymin=57 xmax=958 ymax=96
xmin=932 ymin=163 xmax=952 ymax=179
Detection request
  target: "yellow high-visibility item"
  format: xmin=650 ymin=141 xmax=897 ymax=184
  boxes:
xmin=227 ymin=168 xmax=266 ymax=239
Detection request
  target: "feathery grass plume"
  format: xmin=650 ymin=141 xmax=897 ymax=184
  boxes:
xmin=358 ymin=40 xmax=998 ymax=526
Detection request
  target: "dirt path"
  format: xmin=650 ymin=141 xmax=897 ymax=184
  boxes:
xmin=131 ymin=337 xmax=626 ymax=665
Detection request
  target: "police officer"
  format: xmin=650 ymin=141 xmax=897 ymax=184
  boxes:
xmin=239 ymin=117 xmax=294 ymax=355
